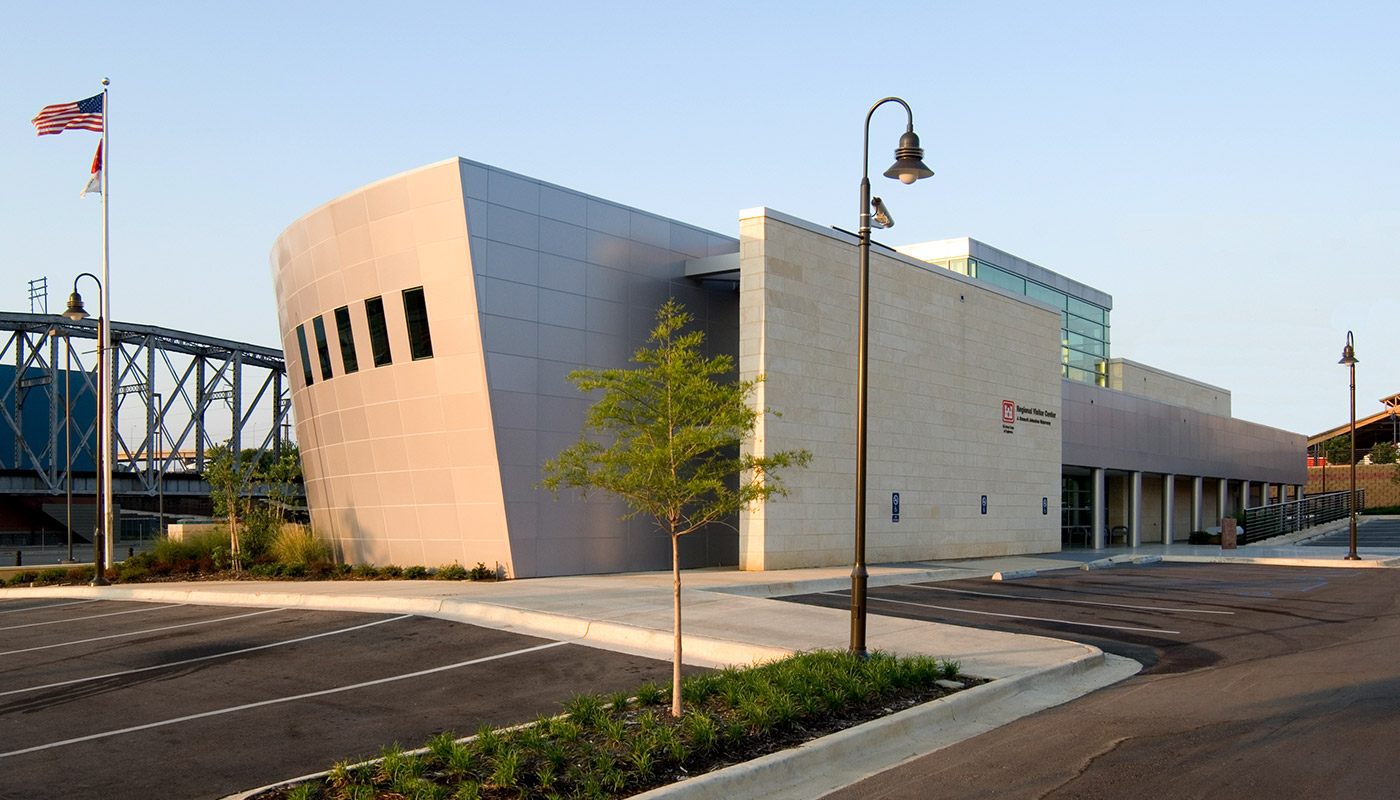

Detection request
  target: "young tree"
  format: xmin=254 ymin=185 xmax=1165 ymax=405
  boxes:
xmin=204 ymin=442 xmax=250 ymax=571
xmin=1369 ymin=441 xmax=1397 ymax=465
xmin=205 ymin=442 xmax=305 ymax=570
xmin=1324 ymin=434 xmax=1353 ymax=465
xmin=540 ymin=299 xmax=810 ymax=717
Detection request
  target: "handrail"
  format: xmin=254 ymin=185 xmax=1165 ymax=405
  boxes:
xmin=1242 ymin=490 xmax=1364 ymax=544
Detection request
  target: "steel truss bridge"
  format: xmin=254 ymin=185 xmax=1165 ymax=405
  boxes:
xmin=0 ymin=312 xmax=290 ymax=503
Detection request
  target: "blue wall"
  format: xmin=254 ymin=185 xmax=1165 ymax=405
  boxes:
xmin=0 ymin=363 xmax=98 ymax=473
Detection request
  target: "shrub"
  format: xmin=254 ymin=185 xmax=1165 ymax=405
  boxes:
xmin=379 ymin=564 xmax=404 ymax=578
xmin=352 ymin=563 xmax=379 ymax=579
xmin=247 ymin=563 xmax=284 ymax=579
xmin=270 ymin=523 xmax=333 ymax=565
xmin=404 ymin=565 xmax=429 ymax=579
xmin=436 ymin=563 xmax=468 ymax=581
xmin=115 ymin=565 xmax=148 ymax=583
xmin=634 ymin=681 xmax=665 ymax=706
xmin=285 ymin=783 xmax=320 ymax=800
xmin=152 ymin=529 xmax=227 ymax=569
xmin=468 ymin=562 xmax=494 ymax=580
xmin=36 ymin=567 xmax=67 ymax=585
xmin=6 ymin=570 xmax=39 ymax=586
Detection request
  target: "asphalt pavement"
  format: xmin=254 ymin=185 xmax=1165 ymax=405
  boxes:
xmin=818 ymin=562 xmax=1400 ymax=800
xmin=0 ymin=602 xmax=682 ymax=800
xmin=1 ymin=516 xmax=1396 ymax=799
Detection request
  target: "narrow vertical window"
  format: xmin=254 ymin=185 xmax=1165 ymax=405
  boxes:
xmin=312 ymin=315 xmax=334 ymax=380
xmin=295 ymin=325 xmax=314 ymax=386
xmin=334 ymin=305 xmax=358 ymax=374
xmin=402 ymin=286 xmax=434 ymax=360
xmin=365 ymin=295 xmax=393 ymax=367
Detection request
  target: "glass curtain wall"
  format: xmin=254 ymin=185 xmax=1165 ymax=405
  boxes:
xmin=932 ymin=257 xmax=1110 ymax=386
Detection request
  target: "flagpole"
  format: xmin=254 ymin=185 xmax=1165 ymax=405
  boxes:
xmin=99 ymin=77 xmax=113 ymax=571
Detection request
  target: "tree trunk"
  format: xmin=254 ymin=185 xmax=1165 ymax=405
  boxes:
xmin=672 ymin=529 xmax=682 ymax=718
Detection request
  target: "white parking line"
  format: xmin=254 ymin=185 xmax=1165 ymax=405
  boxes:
xmin=821 ymin=592 xmax=1180 ymax=635
xmin=908 ymin=584 xmax=1235 ymax=615
xmin=0 ymin=614 xmax=415 ymax=698
xmin=0 ymin=599 xmax=100 ymax=616
xmin=0 ymin=608 xmax=286 ymax=656
xmin=0 ymin=640 xmax=571 ymax=759
xmin=0 ymin=604 xmax=185 ymax=632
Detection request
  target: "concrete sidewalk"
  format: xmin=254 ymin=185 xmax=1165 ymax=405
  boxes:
xmin=4 ymin=538 xmax=1395 ymax=800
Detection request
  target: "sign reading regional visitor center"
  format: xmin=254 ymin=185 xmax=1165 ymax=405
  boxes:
xmin=1001 ymin=399 xmax=1057 ymax=434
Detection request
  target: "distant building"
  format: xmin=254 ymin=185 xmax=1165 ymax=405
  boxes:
xmin=270 ymin=158 xmax=1305 ymax=577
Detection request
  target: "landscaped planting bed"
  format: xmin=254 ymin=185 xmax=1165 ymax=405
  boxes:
xmin=256 ymin=650 xmax=983 ymax=800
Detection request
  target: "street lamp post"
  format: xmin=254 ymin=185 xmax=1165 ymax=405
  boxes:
xmin=1339 ymin=331 xmax=1360 ymax=561
xmin=62 ymin=274 xmax=111 ymax=585
xmin=46 ymin=325 xmax=77 ymax=563
xmin=851 ymin=97 xmax=933 ymax=658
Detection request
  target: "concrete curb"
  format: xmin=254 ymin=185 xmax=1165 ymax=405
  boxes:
xmin=702 ymin=569 xmax=967 ymax=599
xmin=1158 ymin=554 xmax=1400 ymax=568
xmin=0 ymin=584 xmax=793 ymax=669
xmin=991 ymin=569 xmax=1038 ymax=581
xmin=631 ymin=649 xmax=1139 ymax=800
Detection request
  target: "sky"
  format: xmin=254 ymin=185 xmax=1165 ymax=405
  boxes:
xmin=2 ymin=1 xmax=1396 ymax=440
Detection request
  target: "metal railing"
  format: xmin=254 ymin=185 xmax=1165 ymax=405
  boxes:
xmin=1242 ymin=489 xmax=1364 ymax=543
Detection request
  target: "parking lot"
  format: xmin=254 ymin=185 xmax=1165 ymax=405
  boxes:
xmin=788 ymin=561 xmax=1369 ymax=674
xmin=802 ymin=562 xmax=1400 ymax=799
xmin=0 ymin=599 xmax=678 ymax=800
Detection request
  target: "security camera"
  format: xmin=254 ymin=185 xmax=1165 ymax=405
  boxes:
xmin=871 ymin=196 xmax=893 ymax=229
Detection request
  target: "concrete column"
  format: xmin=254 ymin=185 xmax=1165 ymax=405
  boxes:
xmin=1129 ymin=470 xmax=1143 ymax=547
xmin=1091 ymin=468 xmax=1106 ymax=549
xmin=1191 ymin=476 xmax=1204 ymax=532
xmin=1162 ymin=473 xmax=1176 ymax=544
xmin=1217 ymin=477 xmax=1229 ymax=524
xmin=1262 ymin=481 xmax=1272 ymax=505
xmin=1241 ymin=480 xmax=1252 ymax=510
xmin=1281 ymin=484 xmax=1292 ymax=503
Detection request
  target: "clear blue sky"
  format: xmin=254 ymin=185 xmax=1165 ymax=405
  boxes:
xmin=4 ymin=1 xmax=1396 ymax=439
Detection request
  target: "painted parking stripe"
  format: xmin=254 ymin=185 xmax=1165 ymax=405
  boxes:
xmin=0 ymin=608 xmax=286 ymax=657
xmin=0 ymin=604 xmax=185 ymax=632
xmin=908 ymin=584 xmax=1235 ymax=615
xmin=820 ymin=591 xmax=1180 ymax=635
xmin=0 ymin=599 xmax=99 ymax=616
xmin=0 ymin=640 xmax=570 ymax=759
xmin=0 ymin=614 xmax=415 ymax=698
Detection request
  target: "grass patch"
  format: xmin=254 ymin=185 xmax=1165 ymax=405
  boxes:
xmin=253 ymin=650 xmax=980 ymax=800
xmin=270 ymin=523 xmax=334 ymax=565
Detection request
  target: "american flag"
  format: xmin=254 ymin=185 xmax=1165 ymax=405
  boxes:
xmin=32 ymin=94 xmax=104 ymax=135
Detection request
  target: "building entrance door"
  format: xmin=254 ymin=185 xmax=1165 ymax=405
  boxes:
xmin=1062 ymin=474 xmax=1092 ymax=547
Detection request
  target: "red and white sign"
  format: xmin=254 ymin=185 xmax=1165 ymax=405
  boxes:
xmin=1002 ymin=400 xmax=1016 ymax=424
